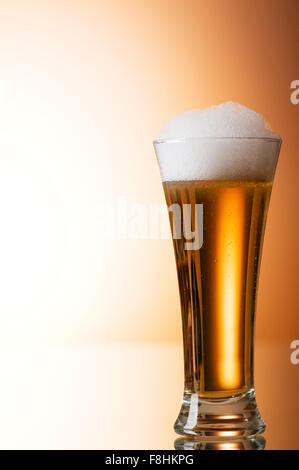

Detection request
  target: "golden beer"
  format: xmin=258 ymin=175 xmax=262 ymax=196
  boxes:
xmin=163 ymin=180 xmax=272 ymax=399
xmin=154 ymin=102 xmax=281 ymax=437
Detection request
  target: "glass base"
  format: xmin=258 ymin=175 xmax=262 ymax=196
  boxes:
xmin=174 ymin=436 xmax=266 ymax=450
xmin=174 ymin=389 xmax=265 ymax=438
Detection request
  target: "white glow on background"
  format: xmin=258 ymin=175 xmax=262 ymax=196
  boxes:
xmin=0 ymin=81 xmax=5 ymax=105
xmin=0 ymin=1 xmax=181 ymax=346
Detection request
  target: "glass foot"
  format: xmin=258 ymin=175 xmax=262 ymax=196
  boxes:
xmin=174 ymin=435 xmax=266 ymax=450
xmin=174 ymin=389 xmax=265 ymax=438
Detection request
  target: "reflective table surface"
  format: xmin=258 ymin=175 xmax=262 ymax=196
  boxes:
xmin=0 ymin=341 xmax=297 ymax=449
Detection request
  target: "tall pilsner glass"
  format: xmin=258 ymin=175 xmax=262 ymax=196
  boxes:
xmin=154 ymin=136 xmax=281 ymax=437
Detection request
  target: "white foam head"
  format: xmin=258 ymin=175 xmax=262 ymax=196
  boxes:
xmin=154 ymin=102 xmax=281 ymax=181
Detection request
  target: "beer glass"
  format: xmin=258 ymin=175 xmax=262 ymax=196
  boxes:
xmin=154 ymin=137 xmax=281 ymax=437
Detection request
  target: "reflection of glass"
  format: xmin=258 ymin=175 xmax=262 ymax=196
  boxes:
xmin=154 ymin=137 xmax=281 ymax=437
xmin=174 ymin=436 xmax=266 ymax=450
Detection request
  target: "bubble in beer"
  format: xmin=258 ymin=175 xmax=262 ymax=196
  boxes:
xmin=154 ymin=102 xmax=281 ymax=182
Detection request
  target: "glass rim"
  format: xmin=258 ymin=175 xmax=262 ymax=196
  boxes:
xmin=153 ymin=136 xmax=282 ymax=144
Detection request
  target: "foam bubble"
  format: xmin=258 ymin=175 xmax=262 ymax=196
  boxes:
xmin=154 ymin=102 xmax=281 ymax=181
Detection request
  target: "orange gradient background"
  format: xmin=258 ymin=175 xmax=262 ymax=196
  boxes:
xmin=0 ymin=0 xmax=297 ymax=346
